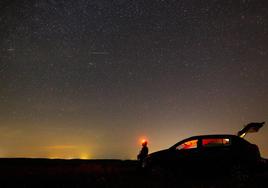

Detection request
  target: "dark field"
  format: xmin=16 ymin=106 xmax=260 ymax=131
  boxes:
xmin=0 ymin=158 xmax=268 ymax=188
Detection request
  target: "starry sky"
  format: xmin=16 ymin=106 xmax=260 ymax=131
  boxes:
xmin=0 ymin=0 xmax=268 ymax=159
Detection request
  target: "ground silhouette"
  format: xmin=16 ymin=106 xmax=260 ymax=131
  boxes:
xmin=0 ymin=158 xmax=267 ymax=188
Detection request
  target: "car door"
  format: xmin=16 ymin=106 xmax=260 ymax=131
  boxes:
xmin=199 ymin=137 xmax=233 ymax=172
xmin=170 ymin=138 xmax=201 ymax=172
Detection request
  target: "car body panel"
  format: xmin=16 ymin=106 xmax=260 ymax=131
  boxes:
xmin=143 ymin=134 xmax=263 ymax=174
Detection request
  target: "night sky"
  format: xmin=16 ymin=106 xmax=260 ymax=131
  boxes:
xmin=0 ymin=0 xmax=268 ymax=159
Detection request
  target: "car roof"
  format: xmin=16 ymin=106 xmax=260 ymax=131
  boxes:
xmin=187 ymin=134 xmax=237 ymax=140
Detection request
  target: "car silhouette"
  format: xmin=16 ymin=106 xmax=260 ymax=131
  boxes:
xmin=142 ymin=122 xmax=265 ymax=177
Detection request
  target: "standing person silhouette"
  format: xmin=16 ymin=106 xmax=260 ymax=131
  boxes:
xmin=137 ymin=140 xmax=149 ymax=167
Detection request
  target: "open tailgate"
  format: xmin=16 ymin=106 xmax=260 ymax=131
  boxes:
xmin=237 ymin=122 xmax=265 ymax=138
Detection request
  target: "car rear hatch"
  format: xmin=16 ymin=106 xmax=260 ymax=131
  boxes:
xmin=237 ymin=122 xmax=265 ymax=138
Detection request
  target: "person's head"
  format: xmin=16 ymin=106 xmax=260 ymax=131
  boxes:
xmin=141 ymin=140 xmax=147 ymax=147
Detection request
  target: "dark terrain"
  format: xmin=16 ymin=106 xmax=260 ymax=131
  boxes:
xmin=0 ymin=158 xmax=268 ymax=188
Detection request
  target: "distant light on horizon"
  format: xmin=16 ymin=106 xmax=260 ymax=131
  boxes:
xmin=79 ymin=153 xmax=91 ymax=160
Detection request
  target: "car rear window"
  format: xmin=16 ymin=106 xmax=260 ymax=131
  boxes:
xmin=202 ymin=138 xmax=230 ymax=147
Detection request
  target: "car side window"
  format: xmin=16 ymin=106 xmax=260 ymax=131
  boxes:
xmin=202 ymin=138 xmax=231 ymax=148
xmin=176 ymin=139 xmax=198 ymax=150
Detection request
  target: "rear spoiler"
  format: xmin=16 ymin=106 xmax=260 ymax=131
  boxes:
xmin=238 ymin=122 xmax=265 ymax=138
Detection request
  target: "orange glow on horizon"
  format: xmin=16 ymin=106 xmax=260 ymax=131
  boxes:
xmin=42 ymin=145 xmax=91 ymax=159
xmin=46 ymin=152 xmax=91 ymax=159
xmin=80 ymin=152 xmax=90 ymax=159
xmin=43 ymin=145 xmax=76 ymax=150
